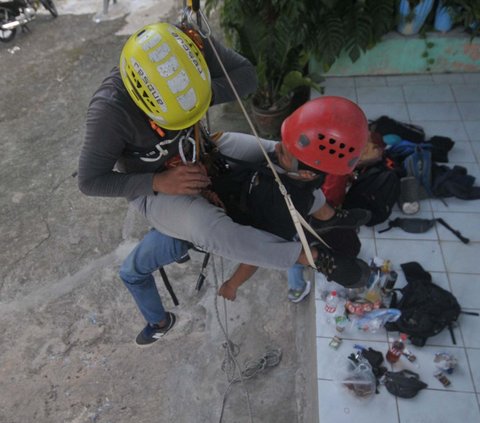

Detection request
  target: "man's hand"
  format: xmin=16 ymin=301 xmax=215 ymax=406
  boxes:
xmin=153 ymin=164 xmax=210 ymax=195
xmin=218 ymin=281 xmax=237 ymax=301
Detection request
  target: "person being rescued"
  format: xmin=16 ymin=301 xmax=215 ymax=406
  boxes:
xmin=209 ymin=96 xmax=372 ymax=302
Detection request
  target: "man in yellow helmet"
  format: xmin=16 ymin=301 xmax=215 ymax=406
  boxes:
xmin=79 ymin=23 xmax=370 ymax=346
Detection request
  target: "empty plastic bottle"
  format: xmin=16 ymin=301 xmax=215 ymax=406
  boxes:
xmin=324 ymin=290 xmax=338 ymax=324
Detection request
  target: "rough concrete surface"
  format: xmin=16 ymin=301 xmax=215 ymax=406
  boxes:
xmin=0 ymin=3 xmax=316 ymax=423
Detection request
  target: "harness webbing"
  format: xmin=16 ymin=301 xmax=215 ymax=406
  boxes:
xmin=184 ymin=11 xmax=327 ymax=268
xmin=180 ymin=6 xmax=330 ymax=269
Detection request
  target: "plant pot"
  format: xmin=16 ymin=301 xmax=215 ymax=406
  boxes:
xmin=289 ymin=85 xmax=311 ymax=114
xmin=397 ymin=0 xmax=434 ymax=35
xmin=251 ymin=87 xmax=311 ymax=139
xmin=251 ymin=99 xmax=292 ymax=139
xmin=434 ymin=2 xmax=454 ymax=33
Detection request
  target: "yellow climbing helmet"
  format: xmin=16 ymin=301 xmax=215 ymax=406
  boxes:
xmin=120 ymin=22 xmax=212 ymax=130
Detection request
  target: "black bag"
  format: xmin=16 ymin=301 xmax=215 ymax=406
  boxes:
xmin=344 ymin=164 xmax=401 ymax=226
xmin=378 ymin=217 xmax=470 ymax=244
xmin=385 ymin=262 xmax=462 ymax=346
xmin=383 ymin=370 xmax=427 ymax=398
xmin=211 ymin=159 xmax=319 ymax=240
xmin=370 ymin=116 xmax=426 ymax=144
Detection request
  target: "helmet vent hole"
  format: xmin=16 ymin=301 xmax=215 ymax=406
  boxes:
xmin=137 ymin=29 xmax=146 ymax=38
xmin=329 ymin=149 xmax=336 ymax=155
xmin=317 ymin=133 xmax=325 ymax=140
xmin=339 ymin=153 xmax=345 ymax=158
xmin=339 ymin=143 xmax=346 ymax=149
xmin=329 ymin=138 xmax=336 ymax=145
xmin=349 ymin=147 xmax=355 ymax=153
xmin=319 ymin=145 xmax=326 ymax=151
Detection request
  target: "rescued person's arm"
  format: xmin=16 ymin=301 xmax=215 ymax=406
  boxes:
xmin=218 ymin=263 xmax=258 ymax=301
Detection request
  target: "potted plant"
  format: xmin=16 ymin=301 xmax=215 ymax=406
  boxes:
xmin=206 ymin=0 xmax=323 ymax=137
xmin=307 ymin=0 xmax=396 ymax=70
xmin=206 ymin=0 xmax=396 ymax=136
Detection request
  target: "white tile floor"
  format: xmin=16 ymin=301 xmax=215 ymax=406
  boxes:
xmin=312 ymin=73 xmax=480 ymax=423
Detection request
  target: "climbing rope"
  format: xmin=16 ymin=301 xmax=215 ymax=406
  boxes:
xmin=179 ymin=4 xmax=315 ymax=421
xmin=183 ymin=7 xmax=328 ymax=267
xmin=211 ymin=256 xmax=282 ymax=423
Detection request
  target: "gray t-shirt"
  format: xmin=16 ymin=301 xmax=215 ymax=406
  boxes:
xmin=78 ymin=36 xmax=257 ymax=200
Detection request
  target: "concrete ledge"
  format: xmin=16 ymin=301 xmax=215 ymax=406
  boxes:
xmin=296 ymin=268 xmax=320 ymax=423
xmin=312 ymin=29 xmax=480 ymax=76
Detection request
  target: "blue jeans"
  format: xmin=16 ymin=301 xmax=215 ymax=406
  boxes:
xmin=119 ymin=229 xmax=190 ymax=324
xmin=288 ymin=263 xmax=306 ymax=291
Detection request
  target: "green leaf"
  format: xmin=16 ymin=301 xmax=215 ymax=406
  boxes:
xmin=279 ymin=71 xmax=322 ymax=98
xmin=316 ymin=12 xmax=345 ymax=68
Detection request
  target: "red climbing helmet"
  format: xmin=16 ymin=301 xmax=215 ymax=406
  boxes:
xmin=281 ymin=96 xmax=369 ymax=175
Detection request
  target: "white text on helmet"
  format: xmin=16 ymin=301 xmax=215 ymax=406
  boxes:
xmin=168 ymin=29 xmax=207 ymax=81
xmin=131 ymin=58 xmax=167 ymax=112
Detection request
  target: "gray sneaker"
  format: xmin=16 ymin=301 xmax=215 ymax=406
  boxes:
xmin=288 ymin=280 xmax=312 ymax=303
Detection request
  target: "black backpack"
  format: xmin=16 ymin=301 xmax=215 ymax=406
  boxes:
xmin=210 ymin=157 xmax=318 ymax=241
xmin=385 ymin=262 xmax=474 ymax=346
xmin=369 ymin=116 xmax=426 ymax=144
xmin=344 ymin=164 xmax=400 ymax=226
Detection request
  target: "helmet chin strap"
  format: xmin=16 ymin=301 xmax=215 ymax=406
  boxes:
xmin=290 ymin=156 xmax=299 ymax=172
xmin=185 ymin=12 xmax=329 ymax=269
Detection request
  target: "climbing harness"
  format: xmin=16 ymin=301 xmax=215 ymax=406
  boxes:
xmin=181 ymin=4 xmax=327 ymax=268
xmin=151 ymin=3 xmax=318 ymax=422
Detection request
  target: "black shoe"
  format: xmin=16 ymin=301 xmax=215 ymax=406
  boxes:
xmin=313 ymin=243 xmax=370 ymax=288
xmin=175 ymin=252 xmax=191 ymax=264
xmin=310 ymin=208 xmax=372 ymax=233
xmin=135 ymin=312 xmax=176 ymax=347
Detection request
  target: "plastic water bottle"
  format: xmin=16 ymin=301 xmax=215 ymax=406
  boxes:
xmin=324 ymin=290 xmax=338 ymax=324
xmin=386 ymin=333 xmax=407 ymax=363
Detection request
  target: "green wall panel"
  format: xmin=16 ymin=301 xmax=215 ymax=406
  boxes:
xmin=312 ymin=30 xmax=480 ymax=76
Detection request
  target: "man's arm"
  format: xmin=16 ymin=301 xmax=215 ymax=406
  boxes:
xmin=78 ymin=98 xmax=155 ymax=198
xmin=205 ymin=36 xmax=257 ymax=105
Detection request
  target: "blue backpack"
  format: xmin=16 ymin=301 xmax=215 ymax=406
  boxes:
xmin=403 ymin=146 xmax=432 ymax=198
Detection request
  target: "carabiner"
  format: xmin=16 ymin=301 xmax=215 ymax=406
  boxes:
xmin=178 ymin=135 xmax=197 ymax=164
xmin=186 ymin=8 xmax=212 ymax=39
